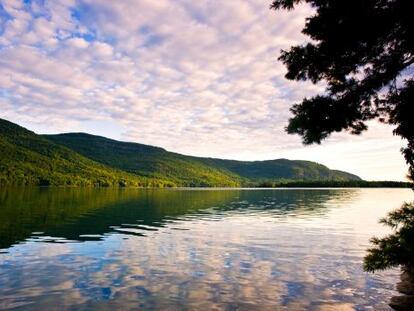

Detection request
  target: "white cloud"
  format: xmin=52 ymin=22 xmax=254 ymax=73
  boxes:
xmin=0 ymin=0 xmax=409 ymax=180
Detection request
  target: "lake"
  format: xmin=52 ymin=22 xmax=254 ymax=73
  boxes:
xmin=0 ymin=188 xmax=413 ymax=310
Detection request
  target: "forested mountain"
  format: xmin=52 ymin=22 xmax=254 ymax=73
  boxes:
xmin=0 ymin=119 xmax=170 ymax=187
xmin=0 ymin=118 xmax=361 ymax=187
xmin=44 ymin=133 xmax=243 ymax=186
xmin=46 ymin=132 xmax=360 ymax=184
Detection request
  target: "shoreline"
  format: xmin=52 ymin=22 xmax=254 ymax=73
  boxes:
xmin=0 ymin=184 xmax=411 ymax=190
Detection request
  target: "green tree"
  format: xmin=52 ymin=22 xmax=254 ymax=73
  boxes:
xmin=364 ymin=202 xmax=414 ymax=272
xmin=271 ymin=0 xmax=413 ymax=181
xmin=271 ymin=0 xmax=414 ymax=273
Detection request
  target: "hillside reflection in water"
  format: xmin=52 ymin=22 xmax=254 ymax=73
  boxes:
xmin=0 ymin=188 xmax=412 ymax=310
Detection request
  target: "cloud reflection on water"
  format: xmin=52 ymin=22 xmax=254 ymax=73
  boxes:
xmin=0 ymin=188 xmax=413 ymax=310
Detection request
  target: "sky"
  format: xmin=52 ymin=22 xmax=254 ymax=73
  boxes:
xmin=0 ymin=0 xmax=409 ymax=181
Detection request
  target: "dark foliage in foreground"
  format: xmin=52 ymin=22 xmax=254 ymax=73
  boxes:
xmin=271 ymin=0 xmax=414 ymax=275
xmin=364 ymin=202 xmax=414 ymax=272
xmin=271 ymin=0 xmax=414 ymax=182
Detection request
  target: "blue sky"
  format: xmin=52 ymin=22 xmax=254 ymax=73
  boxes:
xmin=0 ymin=0 xmax=409 ymax=181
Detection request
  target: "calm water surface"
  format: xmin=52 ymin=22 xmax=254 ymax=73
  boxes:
xmin=0 ymin=188 xmax=413 ymax=310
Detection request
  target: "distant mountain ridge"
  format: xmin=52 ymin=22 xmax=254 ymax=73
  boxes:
xmin=0 ymin=118 xmax=361 ymax=187
xmin=0 ymin=118 xmax=157 ymax=187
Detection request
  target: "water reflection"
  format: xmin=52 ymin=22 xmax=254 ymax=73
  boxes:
xmin=0 ymin=188 xmax=413 ymax=310
xmin=0 ymin=188 xmax=354 ymax=248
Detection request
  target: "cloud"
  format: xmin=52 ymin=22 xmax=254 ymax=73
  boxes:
xmin=0 ymin=0 xmax=409 ymax=180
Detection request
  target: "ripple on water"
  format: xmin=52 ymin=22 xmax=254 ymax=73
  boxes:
xmin=0 ymin=188 xmax=412 ymax=310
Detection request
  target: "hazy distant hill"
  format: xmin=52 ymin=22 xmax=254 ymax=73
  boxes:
xmin=196 ymin=157 xmax=360 ymax=181
xmin=0 ymin=118 xmax=361 ymax=187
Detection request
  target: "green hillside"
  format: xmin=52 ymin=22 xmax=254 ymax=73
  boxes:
xmin=0 ymin=118 xmax=361 ymax=187
xmin=197 ymin=158 xmax=360 ymax=181
xmin=44 ymin=132 xmax=360 ymax=185
xmin=0 ymin=119 xmax=171 ymax=187
xmin=44 ymin=133 xmax=243 ymax=187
